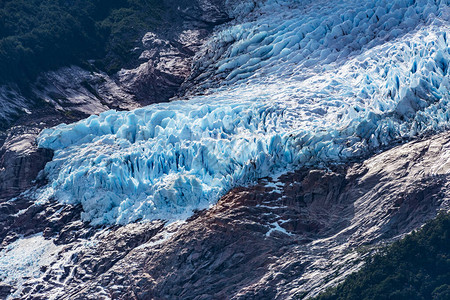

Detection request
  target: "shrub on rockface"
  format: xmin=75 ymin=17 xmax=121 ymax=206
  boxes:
xmin=315 ymin=212 xmax=450 ymax=300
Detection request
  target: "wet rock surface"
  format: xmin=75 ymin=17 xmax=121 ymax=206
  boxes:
xmin=0 ymin=108 xmax=88 ymax=201
xmin=2 ymin=131 xmax=448 ymax=299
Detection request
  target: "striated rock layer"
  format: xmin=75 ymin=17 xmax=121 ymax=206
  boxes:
xmin=1 ymin=130 xmax=448 ymax=299
xmin=0 ymin=0 xmax=449 ymax=298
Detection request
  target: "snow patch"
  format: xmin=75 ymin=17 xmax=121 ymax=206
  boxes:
xmin=266 ymin=220 xmax=293 ymax=237
xmin=0 ymin=234 xmax=61 ymax=298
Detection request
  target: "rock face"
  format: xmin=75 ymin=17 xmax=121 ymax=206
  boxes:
xmin=0 ymin=126 xmax=52 ymax=201
xmin=2 ymin=131 xmax=448 ymax=299
xmin=0 ymin=107 xmax=87 ymax=200
xmin=1 ymin=1 xmax=449 ymax=299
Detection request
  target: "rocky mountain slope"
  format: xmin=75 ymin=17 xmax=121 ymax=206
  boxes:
xmin=1 ymin=129 xmax=449 ymax=299
xmin=0 ymin=0 xmax=449 ymax=299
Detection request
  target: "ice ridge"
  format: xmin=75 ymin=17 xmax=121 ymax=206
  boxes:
xmin=37 ymin=0 xmax=450 ymax=225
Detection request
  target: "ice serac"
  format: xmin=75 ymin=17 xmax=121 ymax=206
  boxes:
xmin=37 ymin=0 xmax=450 ymax=225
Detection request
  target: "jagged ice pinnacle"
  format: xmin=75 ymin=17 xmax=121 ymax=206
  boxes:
xmin=37 ymin=0 xmax=450 ymax=225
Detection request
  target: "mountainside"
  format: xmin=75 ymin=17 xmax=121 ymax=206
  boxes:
xmin=315 ymin=212 xmax=450 ymax=300
xmin=1 ymin=127 xmax=449 ymax=299
xmin=0 ymin=0 xmax=449 ymax=299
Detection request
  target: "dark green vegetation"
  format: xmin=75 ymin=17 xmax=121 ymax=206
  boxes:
xmin=315 ymin=212 xmax=450 ymax=300
xmin=0 ymin=0 xmax=163 ymax=87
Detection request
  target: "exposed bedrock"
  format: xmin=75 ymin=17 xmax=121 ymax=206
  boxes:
xmin=0 ymin=126 xmax=52 ymax=201
xmin=0 ymin=108 xmax=87 ymax=200
xmin=6 ymin=130 xmax=449 ymax=299
xmin=0 ymin=1 xmax=449 ymax=298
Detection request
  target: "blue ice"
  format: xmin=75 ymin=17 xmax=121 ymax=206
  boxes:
xmin=37 ymin=0 xmax=450 ymax=225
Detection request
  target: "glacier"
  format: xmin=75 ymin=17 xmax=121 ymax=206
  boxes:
xmin=37 ymin=0 xmax=450 ymax=225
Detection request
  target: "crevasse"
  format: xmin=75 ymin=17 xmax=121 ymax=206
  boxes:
xmin=37 ymin=0 xmax=450 ymax=225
